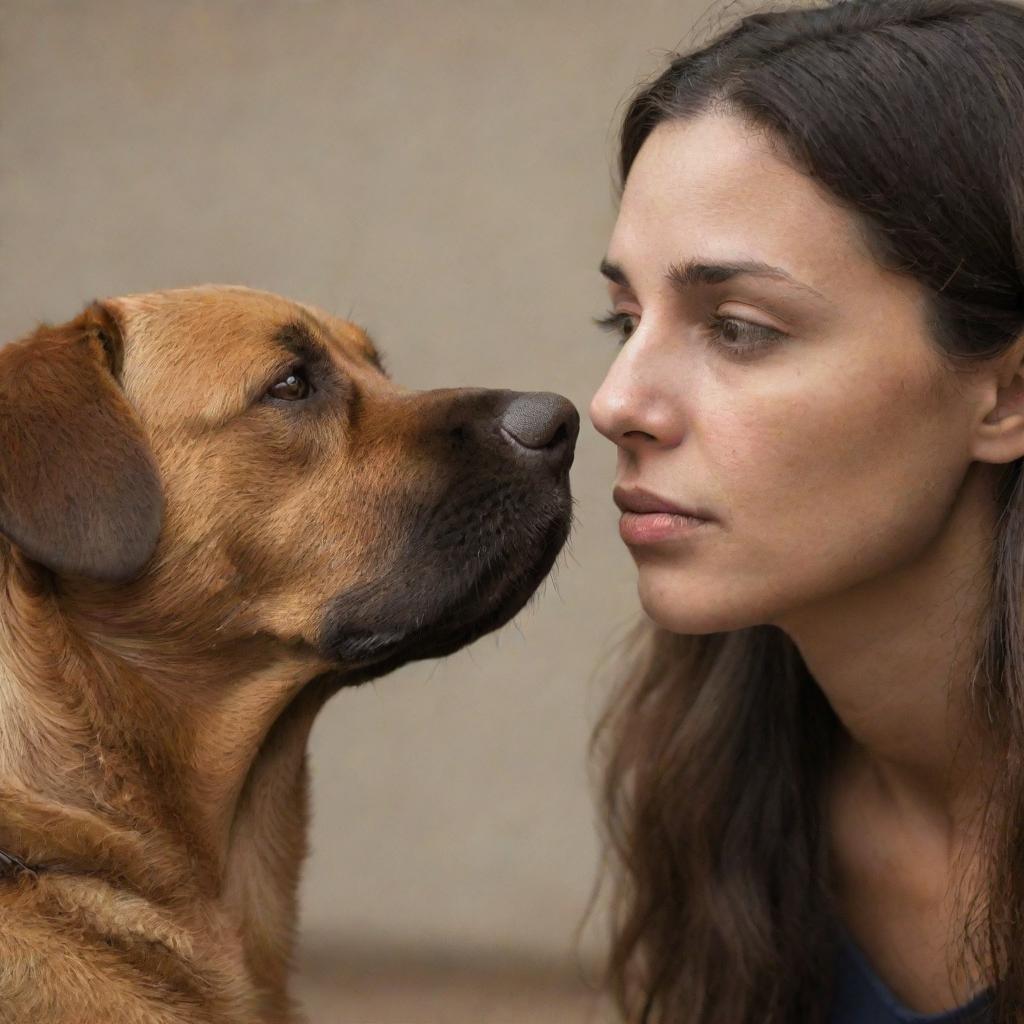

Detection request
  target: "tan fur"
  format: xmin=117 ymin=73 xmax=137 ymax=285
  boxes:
xmin=0 ymin=286 xmax=540 ymax=1022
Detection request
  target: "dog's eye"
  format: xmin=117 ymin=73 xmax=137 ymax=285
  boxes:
xmin=267 ymin=368 xmax=311 ymax=401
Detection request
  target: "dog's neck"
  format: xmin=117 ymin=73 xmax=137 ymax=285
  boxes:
xmin=0 ymin=544 xmax=335 ymax=1009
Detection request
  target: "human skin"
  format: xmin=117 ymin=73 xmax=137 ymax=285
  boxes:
xmin=589 ymin=112 xmax=1024 ymax=1013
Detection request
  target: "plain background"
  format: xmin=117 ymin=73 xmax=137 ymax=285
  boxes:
xmin=1 ymin=0 xmax=766 ymax=1017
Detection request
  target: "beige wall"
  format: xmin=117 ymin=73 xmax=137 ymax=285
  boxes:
xmin=0 ymin=0 xmax=718 ymax=971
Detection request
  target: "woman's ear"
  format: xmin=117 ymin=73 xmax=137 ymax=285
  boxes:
xmin=0 ymin=301 xmax=164 ymax=582
xmin=971 ymin=335 xmax=1024 ymax=465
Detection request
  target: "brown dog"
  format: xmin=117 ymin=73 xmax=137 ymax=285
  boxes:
xmin=0 ymin=285 xmax=577 ymax=1023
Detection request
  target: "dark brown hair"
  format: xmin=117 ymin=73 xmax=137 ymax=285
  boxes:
xmin=593 ymin=1 xmax=1024 ymax=1021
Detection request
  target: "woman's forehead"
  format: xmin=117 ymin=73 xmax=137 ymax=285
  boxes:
xmin=608 ymin=114 xmax=876 ymax=298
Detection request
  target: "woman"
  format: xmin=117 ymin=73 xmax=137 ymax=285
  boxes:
xmin=588 ymin=1 xmax=1024 ymax=1021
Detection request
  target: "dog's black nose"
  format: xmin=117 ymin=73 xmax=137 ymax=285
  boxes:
xmin=499 ymin=392 xmax=580 ymax=468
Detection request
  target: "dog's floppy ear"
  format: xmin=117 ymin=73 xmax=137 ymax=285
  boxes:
xmin=0 ymin=301 xmax=164 ymax=582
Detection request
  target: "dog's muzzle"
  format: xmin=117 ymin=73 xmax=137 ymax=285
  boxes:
xmin=318 ymin=387 xmax=579 ymax=680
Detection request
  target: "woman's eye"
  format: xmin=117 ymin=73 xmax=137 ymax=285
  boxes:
xmin=594 ymin=310 xmax=639 ymax=346
xmin=593 ymin=309 xmax=785 ymax=358
xmin=267 ymin=367 xmax=311 ymax=401
xmin=705 ymin=314 xmax=785 ymax=358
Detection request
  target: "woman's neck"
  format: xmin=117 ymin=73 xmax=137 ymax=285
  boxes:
xmin=776 ymin=461 xmax=1001 ymax=840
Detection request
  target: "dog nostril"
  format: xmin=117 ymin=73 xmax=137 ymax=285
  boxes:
xmin=500 ymin=393 xmax=580 ymax=453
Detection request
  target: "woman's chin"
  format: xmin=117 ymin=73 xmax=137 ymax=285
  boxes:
xmin=636 ymin=573 xmax=766 ymax=635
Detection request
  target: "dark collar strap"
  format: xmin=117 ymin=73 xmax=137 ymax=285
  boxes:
xmin=0 ymin=849 xmax=36 ymax=877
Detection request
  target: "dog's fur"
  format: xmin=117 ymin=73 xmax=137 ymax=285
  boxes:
xmin=0 ymin=286 xmax=576 ymax=1023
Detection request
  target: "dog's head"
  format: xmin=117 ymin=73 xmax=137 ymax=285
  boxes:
xmin=0 ymin=286 xmax=577 ymax=681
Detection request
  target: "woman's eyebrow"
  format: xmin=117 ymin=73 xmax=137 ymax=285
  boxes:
xmin=599 ymin=259 xmax=632 ymax=288
xmin=599 ymin=257 xmax=830 ymax=303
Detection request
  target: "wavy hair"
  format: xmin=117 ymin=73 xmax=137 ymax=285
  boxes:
xmin=592 ymin=1 xmax=1024 ymax=1021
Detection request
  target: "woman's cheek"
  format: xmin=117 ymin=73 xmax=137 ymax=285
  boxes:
xmin=628 ymin=357 xmax=971 ymax=633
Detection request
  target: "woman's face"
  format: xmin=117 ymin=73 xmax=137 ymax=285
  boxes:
xmin=590 ymin=112 xmax=989 ymax=635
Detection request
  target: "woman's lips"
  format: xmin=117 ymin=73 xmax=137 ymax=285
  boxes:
xmin=613 ymin=487 xmax=714 ymax=545
xmin=618 ymin=510 xmax=711 ymax=545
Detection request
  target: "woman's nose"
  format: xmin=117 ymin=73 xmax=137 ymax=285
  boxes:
xmin=589 ymin=349 xmax=682 ymax=451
